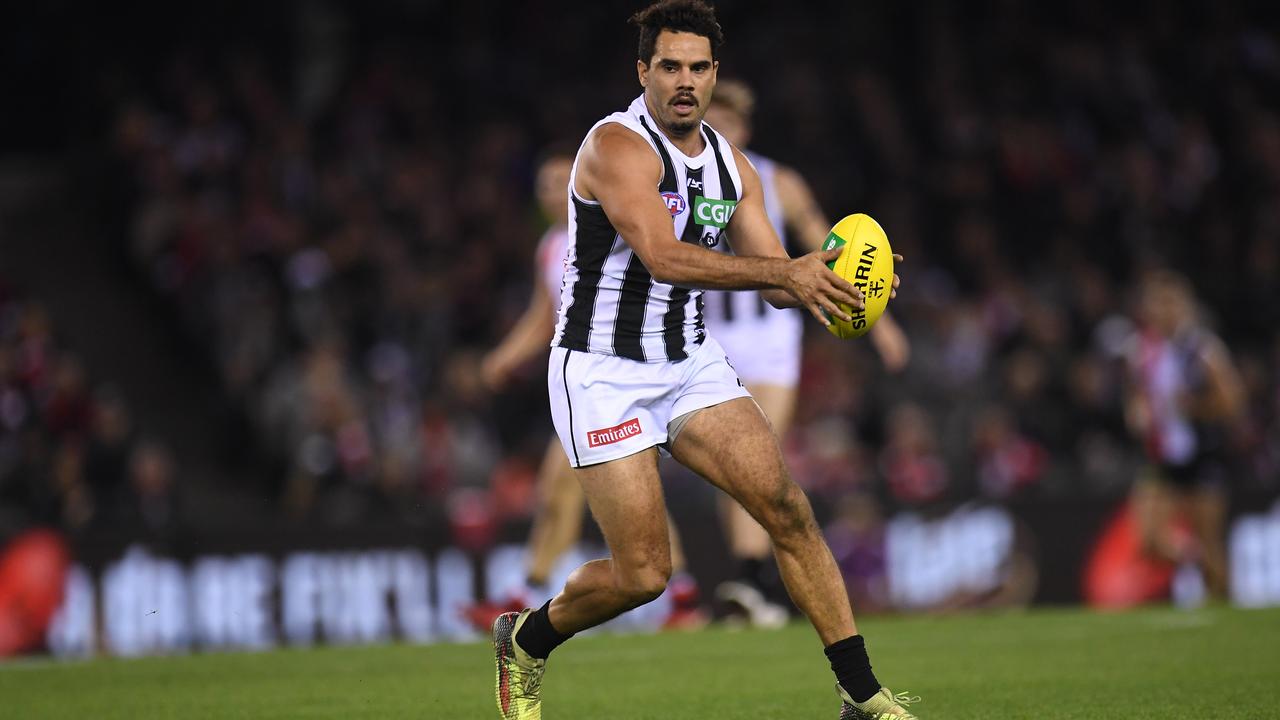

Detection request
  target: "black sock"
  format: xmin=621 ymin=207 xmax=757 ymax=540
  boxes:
xmin=825 ymin=635 xmax=880 ymax=703
xmin=737 ymin=557 xmax=765 ymax=588
xmin=514 ymin=601 xmax=573 ymax=659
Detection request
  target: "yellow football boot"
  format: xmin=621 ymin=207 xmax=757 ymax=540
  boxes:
xmin=838 ymin=684 xmax=921 ymax=719
xmin=493 ymin=610 xmax=545 ymax=720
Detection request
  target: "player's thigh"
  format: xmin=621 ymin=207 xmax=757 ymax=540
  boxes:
xmin=745 ymin=382 xmax=797 ymax=437
xmin=537 ymin=439 xmax=582 ymax=509
xmin=1186 ymin=485 xmax=1226 ymax=537
xmin=576 ymin=448 xmax=671 ymax=573
xmin=1132 ymin=472 xmax=1175 ymax=541
xmin=669 ymin=397 xmax=794 ymax=517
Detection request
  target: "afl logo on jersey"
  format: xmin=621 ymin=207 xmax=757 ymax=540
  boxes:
xmin=661 ymin=192 xmax=686 ymax=216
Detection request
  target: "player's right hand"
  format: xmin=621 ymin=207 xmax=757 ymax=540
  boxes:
xmin=786 ymin=248 xmax=865 ymax=326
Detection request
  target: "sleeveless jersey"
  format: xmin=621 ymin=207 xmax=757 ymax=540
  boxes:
xmin=1130 ymin=327 xmax=1214 ymax=466
xmin=700 ymin=151 xmax=804 ymax=375
xmin=553 ymin=95 xmax=744 ymax=363
xmin=536 ymin=225 xmax=569 ymax=307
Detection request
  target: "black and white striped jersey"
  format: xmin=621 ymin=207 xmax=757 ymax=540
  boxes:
xmin=552 ymin=95 xmax=744 ymax=363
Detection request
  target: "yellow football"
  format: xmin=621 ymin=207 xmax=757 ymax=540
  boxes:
xmin=822 ymin=213 xmax=894 ymax=339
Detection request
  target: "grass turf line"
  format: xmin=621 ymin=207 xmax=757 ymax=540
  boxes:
xmin=2 ymin=606 xmax=1278 ymax=719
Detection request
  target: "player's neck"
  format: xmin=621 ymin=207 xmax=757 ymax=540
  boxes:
xmin=644 ymin=96 xmax=706 ymax=157
xmin=661 ymin=125 xmax=705 ymax=157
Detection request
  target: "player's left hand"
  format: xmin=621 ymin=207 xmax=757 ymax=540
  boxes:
xmin=890 ymin=254 xmax=903 ymax=299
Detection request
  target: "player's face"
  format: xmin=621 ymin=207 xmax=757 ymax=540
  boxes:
xmin=1139 ymin=282 xmax=1188 ymax=336
xmin=536 ymin=156 xmax=572 ymax=225
xmin=704 ymin=105 xmax=749 ymax=147
xmin=638 ymin=30 xmax=718 ymax=137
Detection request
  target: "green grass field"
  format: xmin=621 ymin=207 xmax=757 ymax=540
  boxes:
xmin=3 ymin=606 xmax=1279 ymax=718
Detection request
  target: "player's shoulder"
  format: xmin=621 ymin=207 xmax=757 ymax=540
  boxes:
xmin=740 ymin=147 xmax=773 ymax=171
xmin=580 ymin=119 xmax=665 ymax=170
xmin=585 ymin=121 xmax=652 ymax=156
xmin=578 ymin=122 xmax=661 ymax=182
xmin=770 ymin=162 xmax=808 ymax=197
xmin=735 ymin=148 xmax=794 ymax=184
xmin=1187 ymin=326 xmax=1230 ymax=364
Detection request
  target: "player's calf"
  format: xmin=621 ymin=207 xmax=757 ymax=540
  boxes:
xmin=753 ymin=478 xmax=823 ymax=552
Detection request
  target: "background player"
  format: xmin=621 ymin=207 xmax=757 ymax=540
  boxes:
xmin=475 ymin=149 xmax=582 ymax=616
xmin=493 ymin=2 xmax=919 ymax=718
xmin=473 ymin=148 xmax=704 ymax=629
xmin=702 ymin=80 xmax=910 ymax=627
xmin=1125 ymin=269 xmax=1244 ymax=600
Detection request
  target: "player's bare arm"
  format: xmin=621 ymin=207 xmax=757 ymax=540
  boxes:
xmin=575 ymin=124 xmax=861 ymax=326
xmin=1186 ymin=339 xmax=1245 ymax=422
xmin=480 ymin=264 xmax=556 ymax=390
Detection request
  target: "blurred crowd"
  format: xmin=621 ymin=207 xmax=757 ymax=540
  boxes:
xmin=0 ymin=280 xmax=177 ymax=536
xmin=71 ymin=2 xmax=1280 ymax=528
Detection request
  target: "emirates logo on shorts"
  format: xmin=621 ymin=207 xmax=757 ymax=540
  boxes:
xmin=587 ymin=418 xmax=643 ymax=447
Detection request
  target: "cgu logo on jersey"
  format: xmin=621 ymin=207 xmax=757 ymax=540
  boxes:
xmin=693 ymin=196 xmax=737 ymax=228
xmin=661 ymin=192 xmax=686 ymax=216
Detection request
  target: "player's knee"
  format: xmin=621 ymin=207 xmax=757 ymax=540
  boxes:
xmin=1133 ymin=519 xmax=1161 ymax=554
xmin=1138 ymin=532 xmax=1164 ymax=559
xmin=760 ymin=482 xmax=818 ymax=548
xmin=617 ymin=560 xmax=672 ymax=606
xmin=632 ymin=572 xmax=671 ymax=605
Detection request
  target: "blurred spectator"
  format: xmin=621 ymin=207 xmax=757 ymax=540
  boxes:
xmin=970 ymin=404 xmax=1048 ymax=500
xmin=126 ymin=439 xmax=177 ymax=532
xmin=880 ymin=403 xmax=950 ymax=507
xmin=83 ymin=387 xmax=135 ymax=522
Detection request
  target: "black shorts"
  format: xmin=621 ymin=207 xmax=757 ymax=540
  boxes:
xmin=1153 ymin=454 xmax=1226 ymax=490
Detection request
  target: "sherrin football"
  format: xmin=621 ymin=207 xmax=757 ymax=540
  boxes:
xmin=821 ymin=213 xmax=894 ymax=339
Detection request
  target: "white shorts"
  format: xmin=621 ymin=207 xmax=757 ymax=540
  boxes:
xmin=709 ymin=319 xmax=803 ymax=388
xmin=548 ymin=337 xmax=752 ymax=468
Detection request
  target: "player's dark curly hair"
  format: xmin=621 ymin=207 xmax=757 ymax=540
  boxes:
xmin=629 ymin=0 xmax=724 ymax=64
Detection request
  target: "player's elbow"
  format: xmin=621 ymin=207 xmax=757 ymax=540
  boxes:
xmin=640 ymin=246 xmax=682 ymax=285
xmin=649 ymin=265 xmax=680 ymax=286
xmin=1220 ymin=389 xmax=1246 ymax=421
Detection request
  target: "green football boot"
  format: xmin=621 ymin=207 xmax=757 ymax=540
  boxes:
xmin=493 ymin=610 xmax=545 ymax=720
xmin=838 ymin=684 xmax=921 ymax=719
